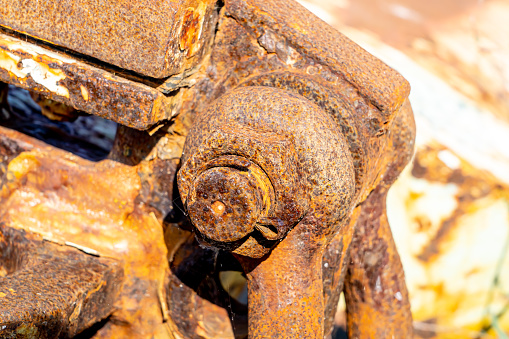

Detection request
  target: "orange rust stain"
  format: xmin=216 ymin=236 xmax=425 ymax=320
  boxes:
xmin=0 ymin=48 xmax=25 ymax=79
xmin=0 ymin=145 xmax=171 ymax=337
xmin=179 ymin=3 xmax=208 ymax=57
xmin=211 ymin=200 xmax=226 ymax=216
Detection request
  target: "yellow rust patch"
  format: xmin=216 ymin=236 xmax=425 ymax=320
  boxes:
xmin=5 ymin=153 xmax=41 ymax=181
xmin=0 ymin=48 xmax=24 ymax=78
xmin=80 ymin=85 xmax=89 ymax=101
xmin=0 ymin=292 xmax=6 ymax=298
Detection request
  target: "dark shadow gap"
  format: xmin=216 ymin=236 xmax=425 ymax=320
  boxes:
xmin=0 ymin=85 xmax=117 ymax=162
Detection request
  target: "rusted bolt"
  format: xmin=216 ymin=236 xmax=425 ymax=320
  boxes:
xmin=187 ymin=161 xmax=273 ymax=243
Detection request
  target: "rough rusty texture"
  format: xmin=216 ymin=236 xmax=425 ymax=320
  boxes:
xmin=0 ymin=126 xmax=177 ymax=338
xmin=0 ymin=0 xmax=217 ymax=78
xmin=240 ymin=71 xmax=395 ymax=203
xmin=171 ymin=0 xmax=417 ymax=334
xmin=0 ymin=33 xmax=180 ymax=129
xmin=225 ymin=0 xmax=410 ymax=117
xmin=178 ymin=85 xmax=414 ymax=338
xmin=344 ymin=100 xmax=415 ymax=338
xmin=178 ymin=87 xmax=355 ymax=259
xmin=0 ymin=0 xmax=417 ymax=337
xmin=0 ymin=224 xmax=123 ymax=338
xmin=322 ymin=209 xmax=360 ymax=338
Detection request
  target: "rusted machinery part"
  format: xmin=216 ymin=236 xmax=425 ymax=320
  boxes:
xmin=178 ymin=85 xmax=355 ymax=256
xmin=0 ymin=0 xmax=218 ymax=78
xmin=178 ymin=85 xmax=355 ymax=338
xmin=0 ymin=224 xmax=123 ymax=339
xmin=322 ymin=209 xmax=361 ymax=339
xmin=0 ymin=34 xmax=177 ymax=129
xmin=344 ymin=100 xmax=416 ymax=338
xmin=240 ymin=71 xmax=395 ymax=202
xmin=0 ymin=0 xmax=418 ymax=336
xmin=0 ymin=126 xmax=174 ymax=338
xmin=345 ymin=187 xmax=414 ymax=338
xmin=225 ymin=0 xmax=410 ymax=116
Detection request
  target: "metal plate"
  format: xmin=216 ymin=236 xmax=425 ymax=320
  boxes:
xmin=0 ymin=0 xmax=216 ymax=78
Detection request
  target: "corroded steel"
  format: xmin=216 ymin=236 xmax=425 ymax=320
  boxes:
xmin=178 ymin=86 xmax=354 ymax=261
xmin=0 ymin=127 xmax=176 ymax=338
xmin=0 ymin=33 xmax=178 ymax=129
xmin=225 ymin=0 xmax=410 ymax=116
xmin=0 ymin=225 xmax=123 ymax=338
xmin=0 ymin=0 xmax=218 ymax=78
xmin=0 ymin=0 xmax=416 ymax=338
xmin=178 ymin=91 xmax=415 ymax=338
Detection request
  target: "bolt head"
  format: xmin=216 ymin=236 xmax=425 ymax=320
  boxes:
xmin=187 ymin=167 xmax=263 ymax=243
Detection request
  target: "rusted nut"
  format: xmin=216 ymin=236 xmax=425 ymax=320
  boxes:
xmin=179 ymin=127 xmax=307 ymax=253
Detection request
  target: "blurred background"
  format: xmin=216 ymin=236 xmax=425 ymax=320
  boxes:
xmin=296 ymin=0 xmax=509 ymax=338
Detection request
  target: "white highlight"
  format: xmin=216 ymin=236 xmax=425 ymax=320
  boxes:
xmin=20 ymin=59 xmax=69 ymax=98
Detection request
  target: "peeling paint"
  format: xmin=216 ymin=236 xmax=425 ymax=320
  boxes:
xmin=0 ymin=48 xmax=25 ymax=78
xmin=20 ymin=59 xmax=69 ymax=98
xmin=0 ymin=39 xmax=69 ymax=98
xmin=0 ymin=33 xmax=175 ymax=129
xmin=0 ymin=35 xmax=75 ymax=64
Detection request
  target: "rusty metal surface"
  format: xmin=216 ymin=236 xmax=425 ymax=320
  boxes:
xmin=177 ymin=86 xmax=414 ymax=338
xmin=225 ymin=0 xmax=410 ymax=116
xmin=167 ymin=0 xmax=417 ymax=333
xmin=0 ymin=33 xmax=180 ymax=129
xmin=178 ymin=86 xmax=355 ymax=259
xmin=344 ymin=100 xmax=416 ymax=338
xmin=0 ymin=224 xmax=123 ymax=338
xmin=0 ymin=126 xmax=177 ymax=338
xmin=0 ymin=0 xmax=417 ymax=337
xmin=0 ymin=0 xmax=217 ymax=78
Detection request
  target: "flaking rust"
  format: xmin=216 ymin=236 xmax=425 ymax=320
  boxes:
xmin=0 ymin=0 xmax=416 ymax=338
